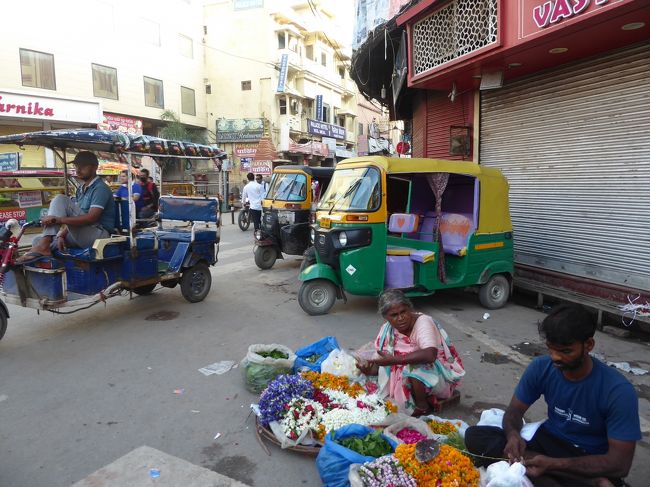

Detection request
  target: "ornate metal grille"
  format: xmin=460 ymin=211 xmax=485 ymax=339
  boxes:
xmin=412 ymin=0 xmax=498 ymax=76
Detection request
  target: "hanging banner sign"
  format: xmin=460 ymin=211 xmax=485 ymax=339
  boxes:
xmin=315 ymin=95 xmax=323 ymax=122
xmin=307 ymin=119 xmax=346 ymax=140
xmin=234 ymin=144 xmax=258 ymax=157
xmin=277 ymin=54 xmax=289 ymax=93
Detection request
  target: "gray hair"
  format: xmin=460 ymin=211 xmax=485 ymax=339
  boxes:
xmin=378 ymin=289 xmax=413 ymax=316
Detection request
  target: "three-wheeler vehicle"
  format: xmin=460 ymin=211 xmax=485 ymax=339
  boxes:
xmin=0 ymin=129 xmax=225 ymax=340
xmin=253 ymin=165 xmax=333 ymax=269
xmin=298 ymin=156 xmax=514 ymax=315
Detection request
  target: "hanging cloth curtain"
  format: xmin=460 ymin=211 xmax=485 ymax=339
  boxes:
xmin=426 ymin=173 xmax=449 ymax=282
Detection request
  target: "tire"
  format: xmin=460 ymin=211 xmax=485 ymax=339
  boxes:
xmin=300 ymin=246 xmax=317 ymax=273
xmin=0 ymin=306 xmax=7 ymax=341
xmin=254 ymin=245 xmax=277 ymax=270
xmin=298 ymin=279 xmax=337 ymax=316
xmin=132 ymin=283 xmax=156 ymax=295
xmin=180 ymin=262 xmax=212 ymax=303
xmin=238 ymin=210 xmax=250 ymax=231
xmin=479 ymin=274 xmax=510 ymax=309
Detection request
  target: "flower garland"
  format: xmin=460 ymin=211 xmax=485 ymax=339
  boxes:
xmin=358 ymin=455 xmax=417 ymax=487
xmin=394 ymin=443 xmax=480 ymax=487
xmin=301 ymin=370 xmax=365 ymax=397
xmin=258 ymin=374 xmax=313 ymax=426
xmin=280 ymin=397 xmax=324 ymax=440
xmin=427 ymin=419 xmax=461 ymax=435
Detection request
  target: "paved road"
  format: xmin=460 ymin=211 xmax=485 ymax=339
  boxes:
xmin=1 ymin=218 xmax=648 ymax=486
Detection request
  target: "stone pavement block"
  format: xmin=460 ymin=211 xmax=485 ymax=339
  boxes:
xmin=71 ymin=446 xmax=250 ymax=487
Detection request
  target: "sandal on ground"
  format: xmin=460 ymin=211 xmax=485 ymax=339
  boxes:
xmin=15 ymin=251 xmax=50 ymax=265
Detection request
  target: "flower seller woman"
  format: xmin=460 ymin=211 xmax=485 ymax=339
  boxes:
xmin=357 ymin=289 xmax=465 ymax=417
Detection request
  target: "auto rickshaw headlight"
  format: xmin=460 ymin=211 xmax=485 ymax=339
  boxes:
xmin=254 ymin=229 xmax=262 ymax=240
xmin=338 ymin=231 xmax=348 ymax=247
xmin=310 ymin=228 xmax=315 ymax=244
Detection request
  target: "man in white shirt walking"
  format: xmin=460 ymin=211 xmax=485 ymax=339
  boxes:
xmin=241 ymin=172 xmax=265 ymax=231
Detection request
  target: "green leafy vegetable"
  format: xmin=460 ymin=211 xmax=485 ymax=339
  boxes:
xmin=337 ymin=430 xmax=393 ymax=458
xmin=304 ymin=353 xmax=321 ymax=363
xmin=257 ymin=350 xmax=289 ymax=359
xmin=442 ymin=432 xmax=466 ymax=451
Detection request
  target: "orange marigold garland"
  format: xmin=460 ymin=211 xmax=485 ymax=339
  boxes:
xmin=427 ymin=419 xmax=460 ymax=435
xmin=394 ymin=443 xmax=479 ymax=487
xmin=301 ymin=371 xmax=364 ymax=397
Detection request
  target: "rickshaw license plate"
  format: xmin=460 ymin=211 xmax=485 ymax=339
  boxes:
xmin=320 ymin=217 xmax=331 ymax=229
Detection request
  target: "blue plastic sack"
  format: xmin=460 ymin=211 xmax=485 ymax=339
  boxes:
xmin=293 ymin=336 xmax=340 ymax=373
xmin=316 ymin=424 xmax=397 ymax=487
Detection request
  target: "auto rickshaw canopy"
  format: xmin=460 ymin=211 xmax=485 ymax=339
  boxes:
xmin=335 ymin=156 xmax=512 ymax=234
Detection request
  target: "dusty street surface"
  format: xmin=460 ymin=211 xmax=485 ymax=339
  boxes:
xmin=1 ymin=220 xmax=648 ymax=486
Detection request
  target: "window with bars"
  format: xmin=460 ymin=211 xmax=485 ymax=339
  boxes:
xmin=241 ymin=80 xmax=251 ymax=90
xmin=92 ymin=63 xmax=118 ymax=100
xmin=279 ymin=98 xmax=287 ymax=115
xmin=19 ymin=48 xmax=56 ymax=90
xmin=144 ymin=76 xmax=164 ymax=108
xmin=412 ymin=0 xmax=497 ymax=76
xmin=181 ymin=86 xmax=196 ymax=116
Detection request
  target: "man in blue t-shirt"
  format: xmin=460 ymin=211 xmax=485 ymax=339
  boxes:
xmin=466 ymin=304 xmax=641 ymax=487
xmin=17 ymin=151 xmax=115 ymax=263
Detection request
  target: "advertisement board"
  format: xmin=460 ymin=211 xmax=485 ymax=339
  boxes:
xmin=307 ymin=119 xmax=346 ymax=140
xmin=216 ymin=118 xmax=265 ymax=142
xmin=0 ymin=152 xmax=20 ymax=171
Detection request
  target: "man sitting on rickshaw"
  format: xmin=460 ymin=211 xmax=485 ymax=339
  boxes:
xmin=16 ymin=151 xmax=115 ymax=263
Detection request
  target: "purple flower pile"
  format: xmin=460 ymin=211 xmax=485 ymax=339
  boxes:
xmin=358 ymin=455 xmax=416 ymax=487
xmin=258 ymin=374 xmax=314 ymax=426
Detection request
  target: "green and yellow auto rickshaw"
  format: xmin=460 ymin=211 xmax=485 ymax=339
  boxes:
xmin=253 ymin=165 xmax=333 ymax=269
xmin=297 ymin=156 xmax=514 ymax=315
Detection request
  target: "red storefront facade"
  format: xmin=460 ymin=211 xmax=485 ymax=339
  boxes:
xmin=395 ymin=0 xmax=650 ymax=323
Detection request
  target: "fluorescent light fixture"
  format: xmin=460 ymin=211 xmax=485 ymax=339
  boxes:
xmin=622 ymin=22 xmax=645 ymax=31
xmin=549 ymin=47 xmax=568 ymax=54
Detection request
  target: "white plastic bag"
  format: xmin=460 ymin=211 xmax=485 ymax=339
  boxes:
xmin=241 ymin=343 xmax=296 ymax=393
xmin=421 ymin=414 xmax=470 ymax=441
xmin=348 ymin=464 xmax=364 ymax=487
xmin=382 ymin=417 xmax=437 ymax=444
xmin=479 ymin=461 xmax=534 ymax=487
xmin=321 ymin=349 xmax=359 ymax=378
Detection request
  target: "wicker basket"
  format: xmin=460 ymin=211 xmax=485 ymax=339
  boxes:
xmin=255 ymin=417 xmax=321 ymax=456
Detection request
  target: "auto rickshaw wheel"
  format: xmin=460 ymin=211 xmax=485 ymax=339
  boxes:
xmin=238 ymin=210 xmax=250 ymax=231
xmin=254 ymin=245 xmax=277 ymax=270
xmin=131 ymin=284 xmax=157 ymax=295
xmin=300 ymin=246 xmax=317 ymax=273
xmin=0 ymin=307 xmax=7 ymax=341
xmin=180 ymin=262 xmax=212 ymax=303
xmin=479 ymin=274 xmax=510 ymax=309
xmin=298 ymin=279 xmax=337 ymax=315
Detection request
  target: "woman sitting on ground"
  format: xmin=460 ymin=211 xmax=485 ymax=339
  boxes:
xmin=357 ymin=289 xmax=465 ymax=416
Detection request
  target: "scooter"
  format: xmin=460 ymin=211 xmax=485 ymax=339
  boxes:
xmin=238 ymin=199 xmax=251 ymax=231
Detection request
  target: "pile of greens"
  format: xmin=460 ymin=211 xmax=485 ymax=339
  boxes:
xmin=257 ymin=350 xmax=289 ymax=359
xmin=304 ymin=353 xmax=321 ymax=363
xmin=337 ymin=431 xmax=393 ymax=458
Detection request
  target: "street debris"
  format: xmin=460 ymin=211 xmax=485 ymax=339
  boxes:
xmin=591 ymin=353 xmax=648 ymax=376
xmin=149 ymin=468 xmax=161 ymax=478
xmin=198 ymin=360 xmax=236 ymax=376
xmin=191 ymin=410 xmax=200 ymax=413
xmin=0 ymin=394 xmax=8 ymax=402
xmin=482 ymin=313 xmax=491 ymax=320
xmin=619 ymin=294 xmax=650 ymax=326
xmin=213 ymin=432 xmax=222 ymax=440
xmin=173 ymin=389 xmax=185 ymax=395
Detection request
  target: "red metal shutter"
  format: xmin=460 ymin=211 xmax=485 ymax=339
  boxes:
xmin=425 ymin=91 xmax=474 ymax=160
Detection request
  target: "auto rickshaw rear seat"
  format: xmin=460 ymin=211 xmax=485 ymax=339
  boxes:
xmin=439 ymin=213 xmax=475 ymax=256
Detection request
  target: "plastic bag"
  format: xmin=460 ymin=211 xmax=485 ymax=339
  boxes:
xmin=241 ymin=344 xmax=296 ymax=394
xmin=321 ymin=349 xmax=359 ymax=378
xmin=420 ymin=414 xmax=470 ymax=441
xmin=293 ymin=336 xmax=340 ymax=373
xmin=316 ymin=424 xmax=397 ymax=487
xmin=479 ymin=461 xmax=534 ymax=487
xmin=348 ymin=464 xmax=364 ymax=487
xmin=268 ymin=420 xmax=318 ymax=449
xmin=382 ymin=417 xmax=436 ymax=444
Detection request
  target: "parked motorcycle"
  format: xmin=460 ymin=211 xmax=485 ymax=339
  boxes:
xmin=238 ymin=199 xmax=251 ymax=231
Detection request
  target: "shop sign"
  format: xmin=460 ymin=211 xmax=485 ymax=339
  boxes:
xmin=0 ymin=208 xmax=26 ymax=224
xmin=0 ymin=90 xmax=101 ymax=123
xmin=18 ymin=191 xmax=42 ymax=208
xmin=240 ymin=157 xmax=252 ymax=170
xmin=234 ymin=144 xmax=258 ymax=157
xmin=307 ymin=119 xmax=346 ymax=140
xmin=216 ymin=118 xmax=264 ymax=142
xmin=277 ymin=54 xmax=289 ymax=93
xmin=98 ymin=113 xmax=143 ymax=135
xmin=0 ymin=152 xmax=20 ymax=171
xmin=316 ymin=95 xmax=323 ymax=121
xmin=250 ymin=160 xmax=272 ymax=175
xmin=523 ymin=0 xmax=620 ymax=36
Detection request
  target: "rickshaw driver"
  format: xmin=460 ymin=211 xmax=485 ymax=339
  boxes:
xmin=16 ymin=151 xmax=115 ymax=263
